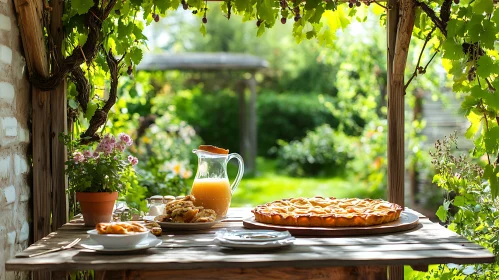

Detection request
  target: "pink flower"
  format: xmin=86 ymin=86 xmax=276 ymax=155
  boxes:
xmin=73 ymin=152 xmax=85 ymax=163
xmin=83 ymin=150 xmax=93 ymax=158
xmin=119 ymin=133 xmax=133 ymax=146
xmin=115 ymin=142 xmax=126 ymax=152
xmin=102 ymin=143 xmax=113 ymax=155
xmin=128 ymin=155 xmax=138 ymax=166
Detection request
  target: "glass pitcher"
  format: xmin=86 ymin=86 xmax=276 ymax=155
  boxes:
xmin=190 ymin=149 xmax=244 ymax=219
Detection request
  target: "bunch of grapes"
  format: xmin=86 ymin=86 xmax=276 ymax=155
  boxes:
xmin=280 ymin=0 xmax=288 ymax=24
xmin=293 ymin=6 xmax=301 ymax=22
xmin=127 ymin=65 xmax=133 ymax=76
xmin=151 ymin=13 xmax=160 ymax=22
xmin=348 ymin=0 xmax=361 ymax=8
xmin=181 ymin=0 xmax=188 ymax=10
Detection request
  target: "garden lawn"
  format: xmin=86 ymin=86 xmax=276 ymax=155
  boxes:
xmin=229 ymin=158 xmax=382 ymax=207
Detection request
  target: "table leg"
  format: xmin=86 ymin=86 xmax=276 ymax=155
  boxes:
xmin=389 ymin=266 xmax=404 ymax=280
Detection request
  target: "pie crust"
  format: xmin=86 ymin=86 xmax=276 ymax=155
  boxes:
xmin=252 ymin=197 xmax=403 ymax=227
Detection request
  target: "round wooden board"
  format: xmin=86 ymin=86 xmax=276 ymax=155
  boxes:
xmin=242 ymin=211 xmax=419 ymax=236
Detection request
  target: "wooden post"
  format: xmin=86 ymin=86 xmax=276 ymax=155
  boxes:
xmin=50 ymin=0 xmax=68 ymax=231
xmin=238 ymin=82 xmax=249 ymax=164
xmin=13 ymin=0 xmax=52 ymax=243
xmin=247 ymin=73 xmax=258 ymax=174
xmin=387 ymin=0 xmax=416 ymax=279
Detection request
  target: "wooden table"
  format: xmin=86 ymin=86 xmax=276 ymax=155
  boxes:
xmin=6 ymin=208 xmax=495 ymax=280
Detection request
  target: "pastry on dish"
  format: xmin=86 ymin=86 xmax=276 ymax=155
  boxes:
xmin=95 ymin=222 xmax=147 ymax=234
xmin=252 ymin=197 xmax=403 ymax=227
xmin=156 ymin=195 xmax=216 ymax=223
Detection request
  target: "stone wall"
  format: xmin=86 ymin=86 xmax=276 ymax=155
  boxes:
xmin=0 ymin=0 xmax=31 ymax=279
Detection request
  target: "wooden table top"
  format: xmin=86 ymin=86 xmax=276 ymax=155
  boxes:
xmin=6 ymin=208 xmax=495 ymax=272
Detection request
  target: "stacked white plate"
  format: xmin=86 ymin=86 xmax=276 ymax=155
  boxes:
xmin=215 ymin=229 xmax=295 ymax=249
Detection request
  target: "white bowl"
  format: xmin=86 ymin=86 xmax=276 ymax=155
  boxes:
xmin=87 ymin=229 xmax=149 ymax=249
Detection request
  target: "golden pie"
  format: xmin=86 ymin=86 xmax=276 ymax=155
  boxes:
xmin=252 ymin=197 xmax=403 ymax=227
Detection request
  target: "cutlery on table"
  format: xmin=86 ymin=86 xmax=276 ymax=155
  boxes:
xmin=28 ymin=238 xmax=81 ymax=258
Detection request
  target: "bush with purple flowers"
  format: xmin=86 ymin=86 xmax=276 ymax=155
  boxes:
xmin=62 ymin=133 xmax=139 ymax=193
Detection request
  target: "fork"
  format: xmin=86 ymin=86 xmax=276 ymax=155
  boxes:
xmin=28 ymin=238 xmax=81 ymax=258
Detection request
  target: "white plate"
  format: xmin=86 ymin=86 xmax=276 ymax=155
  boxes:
xmin=221 ymin=230 xmax=292 ymax=242
xmin=87 ymin=229 xmax=149 ymax=249
xmin=215 ymin=236 xmax=295 ymax=249
xmin=156 ymin=221 xmax=218 ymax=230
xmin=80 ymin=234 xmax=161 ymax=253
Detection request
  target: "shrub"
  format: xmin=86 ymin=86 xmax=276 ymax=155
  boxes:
xmin=173 ymin=90 xmax=342 ymax=156
xmin=276 ymin=124 xmax=354 ymax=177
xmin=257 ymin=93 xmax=340 ymax=156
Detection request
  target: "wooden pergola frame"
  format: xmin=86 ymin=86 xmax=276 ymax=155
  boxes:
xmin=14 ymin=1 xmax=415 ymax=279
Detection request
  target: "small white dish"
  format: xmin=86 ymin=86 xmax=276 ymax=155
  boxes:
xmin=221 ymin=230 xmax=292 ymax=242
xmin=87 ymin=229 xmax=149 ymax=249
xmin=80 ymin=234 xmax=161 ymax=253
xmin=156 ymin=221 xmax=218 ymax=230
xmin=215 ymin=236 xmax=295 ymax=249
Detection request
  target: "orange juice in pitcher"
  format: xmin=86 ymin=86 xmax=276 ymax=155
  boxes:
xmin=191 ymin=178 xmax=231 ymax=218
xmin=190 ymin=145 xmax=244 ymax=219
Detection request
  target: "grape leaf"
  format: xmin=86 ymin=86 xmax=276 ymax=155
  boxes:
xmin=85 ymin=101 xmax=98 ymax=120
xmin=476 ymin=55 xmax=495 ymax=77
xmin=484 ymin=165 xmax=499 ymax=198
xmin=484 ymin=126 xmax=499 ymax=153
xmin=442 ymin=38 xmax=463 ymax=59
xmin=130 ymin=48 xmax=143 ymax=65
xmin=465 ymin=111 xmax=482 ymax=139
xmin=256 ymin=23 xmax=266 ymax=37
xmin=447 ymin=19 xmax=466 ymax=38
xmin=473 ymin=0 xmax=493 ymax=14
xmin=72 ymin=0 xmax=94 ymax=15
xmin=199 ymin=24 xmax=206 ymax=36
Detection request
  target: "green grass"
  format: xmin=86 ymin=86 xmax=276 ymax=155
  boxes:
xmin=228 ymin=158 xmax=382 ymax=207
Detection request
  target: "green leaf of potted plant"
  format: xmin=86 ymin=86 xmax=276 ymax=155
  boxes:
xmin=63 ymin=133 xmax=139 ymax=226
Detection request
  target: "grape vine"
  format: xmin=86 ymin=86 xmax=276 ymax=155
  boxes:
xmin=32 ymin=0 xmax=498 ymax=198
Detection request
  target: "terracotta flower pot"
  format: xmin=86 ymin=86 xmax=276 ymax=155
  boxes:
xmin=76 ymin=192 xmax=118 ymax=226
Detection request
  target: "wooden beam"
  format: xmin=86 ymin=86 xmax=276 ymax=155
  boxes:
xmin=387 ymin=0 xmax=416 ymax=279
xmin=13 ymin=0 xmax=48 ymax=76
xmin=50 ymin=0 xmax=68 ymax=231
xmin=247 ymin=73 xmax=257 ymax=174
xmin=238 ymin=82 xmax=249 ymax=164
xmin=13 ymin=0 xmax=53 ymax=247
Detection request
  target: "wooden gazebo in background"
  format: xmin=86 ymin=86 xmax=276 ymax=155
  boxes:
xmin=14 ymin=0 xmax=418 ymax=278
xmin=138 ymin=52 xmax=269 ymax=174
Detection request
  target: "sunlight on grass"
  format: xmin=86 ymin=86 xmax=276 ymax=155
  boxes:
xmin=229 ymin=158 xmax=381 ymax=207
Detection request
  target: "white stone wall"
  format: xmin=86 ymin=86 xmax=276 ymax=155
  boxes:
xmin=0 ymin=0 xmax=31 ymax=279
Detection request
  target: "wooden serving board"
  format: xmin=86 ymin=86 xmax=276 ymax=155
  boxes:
xmin=243 ymin=211 xmax=419 ymax=236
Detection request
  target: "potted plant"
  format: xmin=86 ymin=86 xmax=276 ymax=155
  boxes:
xmin=63 ymin=133 xmax=139 ymax=226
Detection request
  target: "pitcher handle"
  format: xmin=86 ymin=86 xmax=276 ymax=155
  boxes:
xmin=227 ymin=153 xmax=244 ymax=193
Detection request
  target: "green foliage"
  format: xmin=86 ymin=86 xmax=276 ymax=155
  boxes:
xmin=132 ymin=113 xmax=202 ymax=197
xmin=172 ymin=89 xmax=342 ymax=155
xmin=276 ymin=124 xmax=354 ymax=177
xmin=62 ymin=133 xmax=138 ymax=193
xmin=426 ymin=133 xmax=499 ymax=279
xmin=172 ymin=88 xmax=241 ymax=153
xmin=257 ymin=93 xmax=342 ymax=155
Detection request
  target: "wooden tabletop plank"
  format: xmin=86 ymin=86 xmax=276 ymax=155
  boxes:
xmin=6 ymin=245 xmax=494 ymax=272
xmin=6 ymin=208 xmax=495 ymax=273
